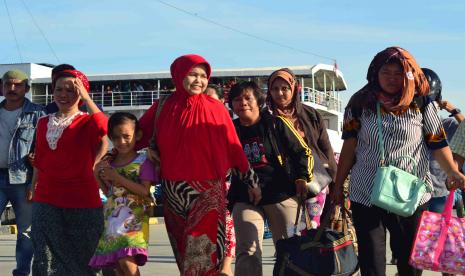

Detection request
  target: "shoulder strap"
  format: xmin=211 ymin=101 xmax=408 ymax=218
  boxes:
xmin=150 ymin=95 xmax=171 ymax=145
xmin=376 ymin=102 xmax=385 ymax=166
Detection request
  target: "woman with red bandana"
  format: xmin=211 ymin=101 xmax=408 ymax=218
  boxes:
xmin=138 ymin=54 xmax=252 ymax=275
xmin=31 ymin=70 xmax=108 ymax=275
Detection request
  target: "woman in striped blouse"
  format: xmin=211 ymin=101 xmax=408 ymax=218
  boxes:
xmin=332 ymin=47 xmax=465 ymax=276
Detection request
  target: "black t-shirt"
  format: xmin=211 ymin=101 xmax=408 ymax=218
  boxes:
xmin=229 ymin=117 xmax=296 ymax=206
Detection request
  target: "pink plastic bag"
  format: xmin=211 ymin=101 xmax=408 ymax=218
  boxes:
xmin=409 ymin=190 xmax=465 ymax=274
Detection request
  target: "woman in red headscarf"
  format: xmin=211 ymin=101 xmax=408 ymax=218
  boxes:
xmin=138 ymin=54 xmax=251 ymax=275
xmin=31 ymin=70 xmax=108 ymax=275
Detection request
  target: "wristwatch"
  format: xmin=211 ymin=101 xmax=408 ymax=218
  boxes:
xmin=449 ymin=108 xmax=461 ymax=117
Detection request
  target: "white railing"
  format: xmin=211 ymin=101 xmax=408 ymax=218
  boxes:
xmin=302 ymin=87 xmax=342 ymax=112
xmin=31 ymin=90 xmax=172 ymax=108
xmin=31 ymin=88 xmax=342 ymax=113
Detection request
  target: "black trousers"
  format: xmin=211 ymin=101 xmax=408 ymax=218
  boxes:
xmin=351 ymin=202 xmax=426 ymax=276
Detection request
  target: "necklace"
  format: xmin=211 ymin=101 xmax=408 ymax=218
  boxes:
xmin=46 ymin=111 xmax=83 ymax=150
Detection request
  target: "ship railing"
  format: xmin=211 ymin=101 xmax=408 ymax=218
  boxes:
xmin=31 ymin=88 xmax=343 ymax=112
xmin=301 ymin=87 xmax=342 ymax=112
xmin=31 ymin=90 xmax=172 ymax=108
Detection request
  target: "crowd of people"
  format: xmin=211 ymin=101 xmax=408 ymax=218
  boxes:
xmin=1 ymin=46 xmax=465 ymax=276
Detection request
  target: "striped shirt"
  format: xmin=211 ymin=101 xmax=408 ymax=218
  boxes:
xmin=450 ymin=120 xmax=465 ymax=159
xmin=342 ymin=98 xmax=447 ymax=207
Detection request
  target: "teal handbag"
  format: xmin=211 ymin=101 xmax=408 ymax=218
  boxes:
xmin=370 ymin=102 xmax=432 ymax=217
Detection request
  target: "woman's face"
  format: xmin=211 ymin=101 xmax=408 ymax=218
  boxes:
xmin=270 ymin=77 xmax=293 ymax=108
xmin=232 ymin=88 xmax=260 ymax=122
xmin=182 ymin=65 xmax=208 ymax=95
xmin=53 ymin=77 xmax=80 ymax=110
xmin=378 ymin=62 xmax=403 ymax=95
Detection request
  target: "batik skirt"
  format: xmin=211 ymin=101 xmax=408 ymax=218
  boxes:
xmin=162 ymin=179 xmax=233 ymax=276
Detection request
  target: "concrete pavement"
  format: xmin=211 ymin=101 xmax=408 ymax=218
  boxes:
xmin=0 ymin=223 xmax=440 ymax=275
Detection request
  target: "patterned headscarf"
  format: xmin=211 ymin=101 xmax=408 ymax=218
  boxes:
xmin=365 ymin=46 xmax=429 ymax=111
xmin=52 ymin=69 xmax=90 ymax=93
xmin=267 ymin=68 xmax=305 ymax=137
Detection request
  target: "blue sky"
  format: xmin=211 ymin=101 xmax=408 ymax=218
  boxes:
xmin=1 ymin=0 xmax=464 ymax=111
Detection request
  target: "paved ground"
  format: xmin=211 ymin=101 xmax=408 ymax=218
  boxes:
xmin=0 ymin=222 xmax=440 ymax=275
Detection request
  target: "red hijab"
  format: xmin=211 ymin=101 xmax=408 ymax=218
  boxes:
xmin=157 ymin=54 xmax=249 ymax=181
xmin=52 ymin=69 xmax=90 ymax=93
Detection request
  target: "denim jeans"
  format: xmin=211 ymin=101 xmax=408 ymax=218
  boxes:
xmin=0 ymin=170 xmax=33 ymax=276
xmin=429 ymin=190 xmax=463 ymax=213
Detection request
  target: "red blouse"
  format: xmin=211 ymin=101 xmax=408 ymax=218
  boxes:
xmin=34 ymin=112 xmax=108 ymax=208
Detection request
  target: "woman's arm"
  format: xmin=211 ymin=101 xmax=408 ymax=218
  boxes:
xmin=75 ymin=78 xmax=101 ymax=115
xmin=330 ymin=138 xmax=357 ymax=204
xmin=94 ymin=160 xmax=110 ymax=195
xmin=94 ymin=136 xmax=109 ymax=168
xmin=28 ymin=167 xmax=38 ymax=202
xmin=453 ymin=153 xmax=465 ymax=170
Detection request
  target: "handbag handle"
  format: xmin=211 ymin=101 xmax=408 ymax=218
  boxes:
xmin=391 ymin=156 xmax=418 ymax=176
xmin=391 ymin=171 xmax=417 ymax=203
xmin=432 ymin=190 xmax=456 ymax=270
xmin=376 ymin=102 xmax=386 ymax=166
xmin=294 ymin=199 xmax=304 ymax=228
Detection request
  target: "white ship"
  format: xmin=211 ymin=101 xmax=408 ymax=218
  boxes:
xmin=1 ymin=62 xmax=347 ymax=153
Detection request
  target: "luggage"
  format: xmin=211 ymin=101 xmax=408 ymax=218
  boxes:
xmin=410 ymin=190 xmax=465 ymax=274
xmin=274 ymin=202 xmax=358 ymax=276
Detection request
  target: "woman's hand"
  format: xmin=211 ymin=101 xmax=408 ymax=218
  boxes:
xmin=329 ymin=182 xmax=344 ymax=205
xmin=446 ymin=170 xmax=465 ymax=190
xmin=74 ymin=78 xmax=91 ymax=103
xmin=26 ymin=186 xmax=34 ymax=202
xmin=248 ymin=186 xmax=262 ymax=205
xmin=439 ymin=100 xmax=456 ymax=113
xmin=295 ymin=179 xmax=307 ymax=199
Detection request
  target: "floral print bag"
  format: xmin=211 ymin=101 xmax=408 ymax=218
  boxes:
xmin=409 ymin=190 xmax=465 ymax=274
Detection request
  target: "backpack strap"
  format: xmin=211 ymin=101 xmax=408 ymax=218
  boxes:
xmin=149 ymin=95 xmax=171 ymax=150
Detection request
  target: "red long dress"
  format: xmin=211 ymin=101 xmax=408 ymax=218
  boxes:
xmin=139 ymin=54 xmax=248 ymax=275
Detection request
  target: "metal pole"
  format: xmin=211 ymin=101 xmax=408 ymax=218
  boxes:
xmin=299 ymin=77 xmax=303 ymax=102
xmin=101 ymin=85 xmax=104 ymax=106
xmin=312 ymin=70 xmax=315 ymax=104
xmin=45 ymin=84 xmax=49 ymax=105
